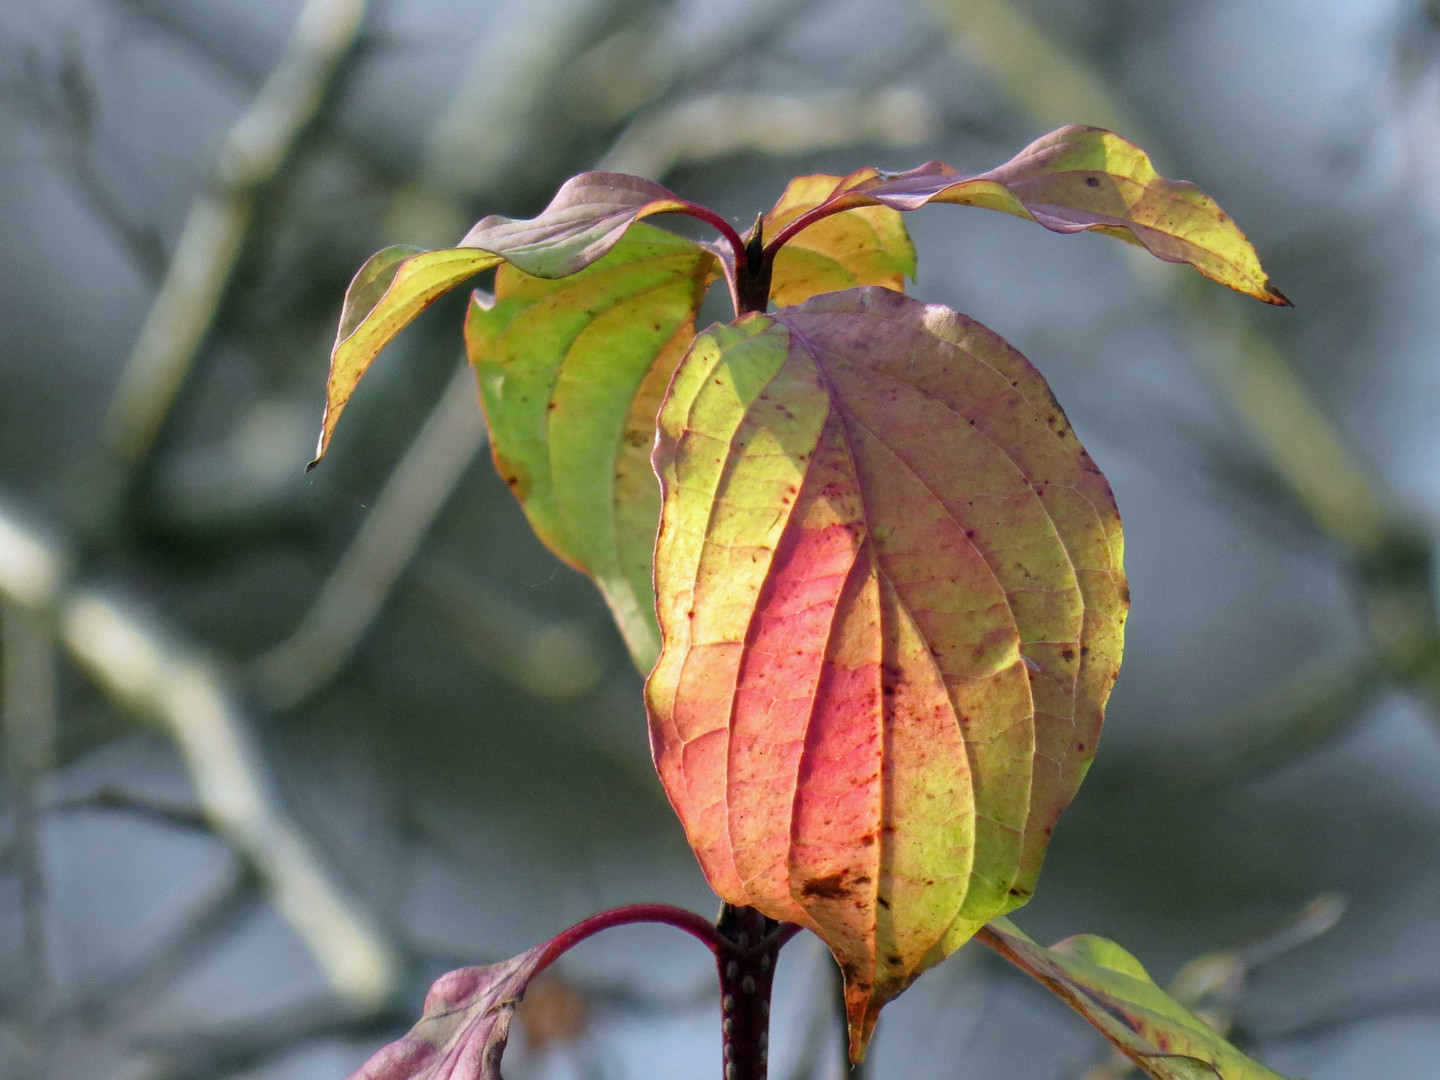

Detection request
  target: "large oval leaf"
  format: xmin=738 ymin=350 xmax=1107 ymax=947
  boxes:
xmin=466 ymin=224 xmax=716 ymax=669
xmin=312 ymin=172 xmax=714 ymax=465
xmin=980 ymin=917 xmax=1289 ymax=1080
xmin=645 ymin=286 xmax=1126 ymax=1057
xmin=767 ymin=125 xmax=1289 ymax=306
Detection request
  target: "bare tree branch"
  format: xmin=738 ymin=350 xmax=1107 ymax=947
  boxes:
xmin=103 ymin=0 xmax=372 ymax=481
xmin=248 ymin=361 xmax=486 ymax=710
xmin=1 ymin=598 xmax=58 ymax=1017
xmin=597 ymin=86 xmax=938 ymax=178
xmin=0 ymin=496 xmax=405 ymax=1010
xmin=933 ymin=0 xmax=1440 ymax=754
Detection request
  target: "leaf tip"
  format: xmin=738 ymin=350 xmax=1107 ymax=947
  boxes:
xmin=844 ymin=980 xmax=885 ymax=1065
xmin=1265 ymin=282 xmax=1293 ymax=307
xmin=307 ymin=422 xmax=332 ymax=472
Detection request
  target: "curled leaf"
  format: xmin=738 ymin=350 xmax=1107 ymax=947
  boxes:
xmin=346 ymin=945 xmax=547 ymax=1080
xmin=768 ymin=125 xmax=1288 ymax=306
xmin=980 ymin=917 xmax=1291 ymax=1080
xmin=312 ymin=172 xmax=714 ymax=466
xmin=645 ymin=286 xmax=1126 ymax=1059
xmin=467 ymin=224 xmax=716 ymax=669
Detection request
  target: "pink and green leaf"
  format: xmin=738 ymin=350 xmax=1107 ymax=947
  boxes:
xmin=645 ymin=286 xmax=1126 ymax=1059
xmin=767 ymin=125 xmax=1289 ymax=306
xmin=312 ymin=172 xmax=723 ymax=466
xmin=466 ymin=224 xmax=716 ymax=669
xmin=980 ymin=917 xmax=1291 ymax=1080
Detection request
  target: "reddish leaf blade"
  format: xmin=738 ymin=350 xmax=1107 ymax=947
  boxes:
xmin=980 ymin=918 xmax=1291 ymax=1080
xmin=761 ymin=173 xmax=916 ymax=306
xmin=646 ymin=287 xmax=1126 ymax=1059
xmin=768 ymin=126 xmax=1288 ymax=306
xmin=347 ymin=946 xmax=546 ymax=1080
xmin=466 ymin=224 xmax=716 ymax=669
xmin=313 ymin=172 xmax=717 ymax=466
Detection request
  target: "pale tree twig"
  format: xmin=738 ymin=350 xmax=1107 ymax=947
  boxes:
xmin=248 ymin=360 xmax=486 ymax=711
xmin=597 ymin=87 xmax=938 ymax=179
xmin=1076 ymin=895 xmax=1346 ymax=1080
xmin=0 ymin=497 xmax=405 ymax=1010
xmin=103 ymin=0 xmax=372 ymax=479
xmin=1 ymin=598 xmax=58 ymax=1017
xmin=928 ymin=0 xmax=1127 ymax=133
xmin=384 ymin=0 xmax=651 ymax=247
xmin=933 ymin=0 xmax=1440 ymax=755
xmin=561 ymin=0 xmax=829 ymax=129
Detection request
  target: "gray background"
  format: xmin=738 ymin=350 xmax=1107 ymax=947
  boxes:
xmin=1 ymin=0 xmax=1439 ymax=1077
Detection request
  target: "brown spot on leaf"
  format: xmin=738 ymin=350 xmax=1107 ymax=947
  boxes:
xmin=1085 ymin=176 xmax=1101 ymax=188
xmin=801 ymin=874 xmax=850 ymax=900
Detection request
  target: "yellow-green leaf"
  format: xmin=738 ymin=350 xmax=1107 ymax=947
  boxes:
xmin=980 ymin=917 xmax=1292 ymax=1080
xmin=312 ymin=172 xmax=715 ymax=466
xmin=467 ymin=224 xmax=716 ymax=669
xmin=761 ymin=172 xmax=916 ymax=306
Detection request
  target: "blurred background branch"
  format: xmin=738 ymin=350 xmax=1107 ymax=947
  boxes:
xmin=3 ymin=0 xmax=1440 ymax=1077
xmin=101 ymin=0 xmax=372 ymax=504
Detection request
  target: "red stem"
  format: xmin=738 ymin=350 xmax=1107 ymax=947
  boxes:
xmin=526 ymin=902 xmax=804 ymax=1080
xmin=763 ymin=197 xmax=856 ymax=258
xmin=675 ymin=203 xmax=750 ymax=273
xmin=535 ymin=903 xmax=728 ymax=970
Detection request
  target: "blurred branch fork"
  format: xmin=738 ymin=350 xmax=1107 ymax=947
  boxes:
xmin=100 ymin=0 xmax=372 ymax=503
xmin=935 ymin=0 xmax=1440 ymax=782
xmin=2 ymin=1 xmax=953 ymax=1075
xmin=0 ymin=500 xmax=405 ymax=1011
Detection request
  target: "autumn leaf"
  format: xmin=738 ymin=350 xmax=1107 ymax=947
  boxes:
xmin=467 ymin=224 xmax=716 ymax=670
xmin=345 ymin=946 xmax=547 ymax=1080
xmin=761 ymin=172 xmax=916 ymax=306
xmin=980 ymin=917 xmax=1290 ymax=1080
xmin=766 ymin=125 xmax=1289 ymax=306
xmin=312 ymin=172 xmax=716 ymax=466
xmin=645 ymin=286 xmax=1127 ymax=1059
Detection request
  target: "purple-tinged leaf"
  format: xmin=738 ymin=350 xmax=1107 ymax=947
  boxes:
xmin=312 ymin=173 xmax=734 ymax=466
xmin=766 ymin=125 xmax=1288 ymax=306
xmin=346 ymin=946 xmax=545 ymax=1080
xmin=345 ymin=904 xmax=725 ymax=1080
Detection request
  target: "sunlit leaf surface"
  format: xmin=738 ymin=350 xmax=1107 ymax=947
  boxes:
xmin=762 ymin=172 xmax=916 ymax=307
xmin=773 ymin=125 xmax=1289 ymax=306
xmin=645 ymin=286 xmax=1126 ymax=1057
xmin=313 ymin=172 xmax=707 ymax=465
xmin=982 ymin=917 xmax=1291 ymax=1080
xmin=467 ymin=224 xmax=716 ymax=669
